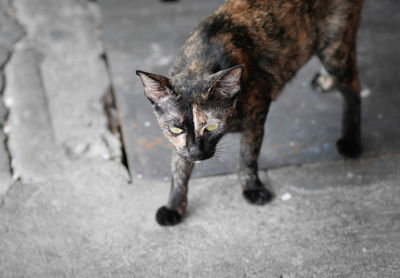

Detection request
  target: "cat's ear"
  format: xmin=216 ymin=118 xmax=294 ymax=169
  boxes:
xmin=136 ymin=70 xmax=175 ymax=104
xmin=209 ymin=65 xmax=243 ymax=98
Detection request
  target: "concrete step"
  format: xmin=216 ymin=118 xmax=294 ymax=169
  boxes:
xmin=3 ymin=0 xmax=125 ymax=184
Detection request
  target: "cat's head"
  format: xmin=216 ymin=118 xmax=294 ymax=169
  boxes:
xmin=136 ymin=65 xmax=242 ymax=162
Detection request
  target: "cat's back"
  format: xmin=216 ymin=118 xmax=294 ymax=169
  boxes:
xmin=172 ymin=0 xmax=319 ymax=72
xmin=202 ymin=0 xmax=362 ymax=89
xmin=217 ymin=0 xmax=360 ymax=20
xmin=198 ymin=0 xmax=322 ymax=90
xmin=170 ymin=0 xmax=363 ymax=95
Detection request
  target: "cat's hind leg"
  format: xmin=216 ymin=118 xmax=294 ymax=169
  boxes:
xmin=239 ymin=104 xmax=274 ymax=205
xmin=316 ymin=1 xmax=363 ymax=158
xmin=156 ymin=151 xmax=193 ymax=226
xmin=318 ymin=41 xmax=362 ymax=158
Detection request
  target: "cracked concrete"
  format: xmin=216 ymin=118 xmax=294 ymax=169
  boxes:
xmin=0 ymin=0 xmax=24 ymax=197
xmin=4 ymin=44 xmax=63 ymax=182
xmin=3 ymin=0 xmax=125 ymax=184
xmin=15 ymin=0 xmax=120 ymax=160
xmin=0 ymin=126 xmax=12 ymax=197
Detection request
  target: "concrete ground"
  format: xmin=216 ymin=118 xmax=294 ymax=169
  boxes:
xmin=0 ymin=0 xmax=399 ymax=277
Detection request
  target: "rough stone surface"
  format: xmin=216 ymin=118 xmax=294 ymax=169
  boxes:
xmin=0 ymin=2 xmax=24 ymax=48
xmin=0 ymin=0 xmax=21 ymax=198
xmin=0 ymin=153 xmax=399 ymax=277
xmin=0 ymin=44 xmax=9 ymax=68
xmin=14 ymin=0 xmax=121 ymax=162
xmin=0 ymin=129 xmax=12 ymax=196
xmin=0 ymin=81 xmax=10 ymax=195
xmin=3 ymin=0 xmax=124 ymax=183
xmin=4 ymin=44 xmax=64 ymax=183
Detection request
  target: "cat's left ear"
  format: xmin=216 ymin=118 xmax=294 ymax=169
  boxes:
xmin=208 ymin=65 xmax=243 ymax=99
xmin=136 ymin=70 xmax=175 ymax=104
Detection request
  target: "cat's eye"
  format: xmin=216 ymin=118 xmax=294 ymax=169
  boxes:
xmin=205 ymin=123 xmax=219 ymax=132
xmin=169 ymin=126 xmax=183 ymax=134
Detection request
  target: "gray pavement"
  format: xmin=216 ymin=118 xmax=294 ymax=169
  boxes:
xmin=0 ymin=0 xmax=399 ymax=277
xmin=1 ymin=152 xmax=399 ymax=277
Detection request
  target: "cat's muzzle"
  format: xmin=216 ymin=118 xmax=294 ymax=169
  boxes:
xmin=183 ymin=146 xmax=215 ymax=162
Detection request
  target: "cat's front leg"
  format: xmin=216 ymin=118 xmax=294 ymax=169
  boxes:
xmin=156 ymin=151 xmax=193 ymax=226
xmin=239 ymin=110 xmax=274 ymax=205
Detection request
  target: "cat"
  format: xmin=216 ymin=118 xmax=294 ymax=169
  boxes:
xmin=137 ymin=0 xmax=364 ymax=226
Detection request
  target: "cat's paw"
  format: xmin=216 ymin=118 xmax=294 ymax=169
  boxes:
xmin=311 ymin=72 xmax=335 ymax=93
xmin=243 ymin=187 xmax=274 ymax=205
xmin=156 ymin=206 xmax=183 ymax=226
xmin=336 ymin=137 xmax=362 ymax=158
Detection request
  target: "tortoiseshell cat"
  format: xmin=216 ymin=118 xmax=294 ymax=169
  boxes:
xmin=137 ymin=0 xmax=364 ymax=226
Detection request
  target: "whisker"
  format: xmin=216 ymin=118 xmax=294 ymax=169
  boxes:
xmin=211 ymin=154 xmax=230 ymax=172
xmin=216 ymin=141 xmax=240 ymax=150
xmin=217 ymin=139 xmax=240 ymax=146
xmin=213 ymin=150 xmax=237 ymax=167
xmin=215 ymin=148 xmax=236 ymax=155
xmin=215 ymin=144 xmax=238 ymax=156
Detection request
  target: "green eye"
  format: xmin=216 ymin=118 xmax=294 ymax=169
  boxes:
xmin=205 ymin=123 xmax=219 ymax=132
xmin=169 ymin=126 xmax=183 ymax=134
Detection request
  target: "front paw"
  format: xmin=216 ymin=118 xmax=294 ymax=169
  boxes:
xmin=243 ymin=187 xmax=274 ymax=205
xmin=337 ymin=137 xmax=362 ymax=158
xmin=156 ymin=206 xmax=183 ymax=226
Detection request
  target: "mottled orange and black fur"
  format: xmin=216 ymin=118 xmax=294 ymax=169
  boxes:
xmin=137 ymin=0 xmax=364 ymax=226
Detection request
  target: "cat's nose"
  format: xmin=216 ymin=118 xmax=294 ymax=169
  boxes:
xmin=188 ymin=145 xmax=202 ymax=159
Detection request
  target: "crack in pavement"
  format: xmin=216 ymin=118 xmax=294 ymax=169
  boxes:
xmin=98 ymin=18 xmax=131 ymax=179
xmin=0 ymin=0 xmax=26 ymax=206
xmin=1 ymin=1 xmax=26 ymax=156
xmin=1 ymin=0 xmax=128 ymax=184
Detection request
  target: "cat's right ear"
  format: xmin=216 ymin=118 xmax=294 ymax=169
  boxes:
xmin=136 ymin=70 xmax=174 ymax=104
xmin=208 ymin=65 xmax=243 ymax=99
